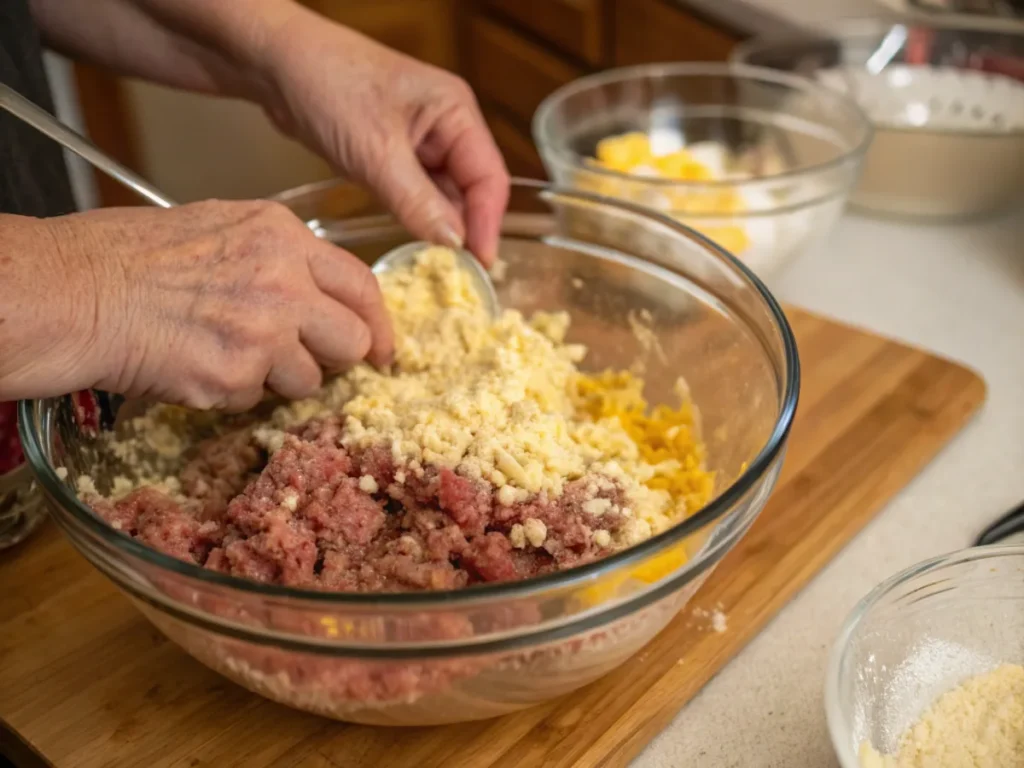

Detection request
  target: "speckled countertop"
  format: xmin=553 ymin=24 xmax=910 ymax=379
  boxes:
xmin=634 ymin=209 xmax=1024 ymax=766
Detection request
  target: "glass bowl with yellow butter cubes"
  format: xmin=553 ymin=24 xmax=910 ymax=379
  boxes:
xmin=534 ymin=63 xmax=872 ymax=277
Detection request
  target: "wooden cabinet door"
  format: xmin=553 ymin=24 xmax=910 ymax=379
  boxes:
xmin=613 ymin=0 xmax=738 ymax=66
xmin=480 ymin=0 xmax=607 ymax=66
xmin=482 ymin=107 xmax=546 ymax=179
xmin=464 ymin=14 xmax=584 ymax=126
xmin=302 ymin=0 xmax=457 ymax=69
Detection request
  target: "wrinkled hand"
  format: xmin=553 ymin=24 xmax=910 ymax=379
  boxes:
xmin=258 ymin=15 xmax=509 ymax=265
xmin=0 ymin=202 xmax=392 ymax=409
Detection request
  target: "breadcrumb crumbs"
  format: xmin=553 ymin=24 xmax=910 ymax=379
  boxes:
xmin=340 ymin=246 xmax=712 ymax=544
xmin=860 ymin=664 xmax=1024 ymax=768
xmin=522 ymin=518 xmax=547 ymax=548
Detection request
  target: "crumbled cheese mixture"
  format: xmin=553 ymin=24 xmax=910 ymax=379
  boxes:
xmin=860 ymin=664 xmax=1024 ymax=768
xmin=86 ymin=245 xmax=713 ymax=554
xmin=691 ymin=605 xmax=728 ymax=634
xmin=341 ymin=247 xmax=708 ymax=532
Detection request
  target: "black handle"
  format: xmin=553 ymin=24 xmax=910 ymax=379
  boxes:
xmin=975 ymin=499 xmax=1024 ymax=546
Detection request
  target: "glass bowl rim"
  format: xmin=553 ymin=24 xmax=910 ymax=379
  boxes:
xmin=531 ymin=61 xmax=874 ymax=190
xmin=824 ymin=543 xmax=1024 ymax=766
xmin=732 ymin=19 xmax=1024 ymax=140
xmin=18 ymin=178 xmax=800 ymax=608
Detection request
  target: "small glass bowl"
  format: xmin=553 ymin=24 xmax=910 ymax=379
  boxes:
xmin=19 ymin=179 xmax=799 ymax=725
xmin=532 ymin=63 xmax=872 ymax=278
xmin=826 ymin=545 xmax=1024 ymax=766
xmin=0 ymin=464 xmax=47 ymax=550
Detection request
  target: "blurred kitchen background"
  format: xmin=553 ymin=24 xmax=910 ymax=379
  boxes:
xmin=41 ymin=0 xmax=918 ymax=211
xmin=44 ymin=0 xmax=1024 ymax=211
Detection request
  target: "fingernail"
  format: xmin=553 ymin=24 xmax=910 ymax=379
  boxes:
xmin=370 ymin=348 xmax=395 ymax=370
xmin=439 ymin=224 xmax=463 ymax=250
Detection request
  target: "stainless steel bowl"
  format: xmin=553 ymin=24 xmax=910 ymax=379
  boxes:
xmin=734 ymin=19 xmax=1024 ymax=220
xmin=19 ymin=179 xmax=799 ymax=725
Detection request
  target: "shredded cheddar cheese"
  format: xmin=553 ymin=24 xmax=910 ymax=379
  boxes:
xmin=573 ymin=370 xmax=713 ymax=516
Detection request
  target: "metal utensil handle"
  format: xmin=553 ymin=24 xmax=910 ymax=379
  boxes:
xmin=975 ymin=498 xmax=1024 ymax=546
xmin=0 ymin=82 xmax=177 ymax=209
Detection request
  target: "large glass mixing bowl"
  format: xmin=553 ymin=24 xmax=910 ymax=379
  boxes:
xmin=19 ymin=180 xmax=799 ymax=726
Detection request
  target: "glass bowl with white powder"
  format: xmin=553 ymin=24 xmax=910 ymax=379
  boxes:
xmin=827 ymin=545 xmax=1024 ymax=767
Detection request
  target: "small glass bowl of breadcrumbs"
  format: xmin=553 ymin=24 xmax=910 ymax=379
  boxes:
xmin=828 ymin=546 xmax=1024 ymax=767
xmin=19 ymin=179 xmax=798 ymax=725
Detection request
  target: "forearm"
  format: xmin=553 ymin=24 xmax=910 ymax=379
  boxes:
xmin=132 ymin=0 xmax=308 ymax=72
xmin=28 ymin=0 xmax=310 ymax=99
xmin=0 ymin=215 xmax=101 ymax=400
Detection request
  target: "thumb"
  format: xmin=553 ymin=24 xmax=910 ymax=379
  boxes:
xmin=362 ymin=144 xmax=465 ymax=250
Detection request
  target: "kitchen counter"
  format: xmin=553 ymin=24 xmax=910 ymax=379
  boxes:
xmin=635 ymin=209 xmax=1024 ymax=766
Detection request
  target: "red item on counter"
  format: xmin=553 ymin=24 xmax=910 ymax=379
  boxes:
xmin=73 ymin=390 xmax=99 ymax=432
xmin=0 ymin=392 xmax=100 ymax=477
xmin=904 ymin=27 xmax=936 ymax=66
xmin=972 ymin=53 xmax=1024 ymax=83
xmin=0 ymin=401 xmax=24 ymax=476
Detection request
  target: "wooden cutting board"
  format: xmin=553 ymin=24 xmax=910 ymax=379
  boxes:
xmin=0 ymin=306 xmax=986 ymax=768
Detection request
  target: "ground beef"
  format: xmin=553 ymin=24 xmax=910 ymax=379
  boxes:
xmin=88 ymin=418 xmax=628 ymax=593
xmin=180 ymin=429 xmax=264 ymax=519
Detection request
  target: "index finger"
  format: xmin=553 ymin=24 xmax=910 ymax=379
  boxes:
xmin=430 ymin=106 xmax=510 ymax=267
xmin=307 ymin=242 xmax=395 ymax=367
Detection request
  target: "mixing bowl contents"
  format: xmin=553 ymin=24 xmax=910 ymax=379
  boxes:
xmin=859 ymin=663 xmax=1024 ymax=768
xmin=587 ymin=131 xmax=766 ymax=257
xmin=77 ymin=246 xmax=714 ymax=592
xmin=579 ymin=129 xmax=816 ymax=275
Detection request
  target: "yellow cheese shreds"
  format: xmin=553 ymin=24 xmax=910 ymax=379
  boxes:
xmin=573 ymin=370 xmax=715 ymax=516
xmin=595 ymin=131 xmax=656 ymax=171
xmin=586 ymin=131 xmax=752 ymax=255
xmin=691 ymin=225 xmax=750 ymax=255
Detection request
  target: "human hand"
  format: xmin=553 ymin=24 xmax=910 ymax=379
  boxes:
xmin=257 ymin=14 xmax=510 ymax=265
xmin=29 ymin=1 xmax=509 ymax=261
xmin=0 ymin=201 xmax=392 ymax=410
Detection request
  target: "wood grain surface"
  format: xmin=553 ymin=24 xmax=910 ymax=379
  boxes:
xmin=0 ymin=306 xmax=986 ymax=768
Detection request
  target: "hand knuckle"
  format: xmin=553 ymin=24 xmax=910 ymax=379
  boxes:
xmin=209 ymin=305 xmax=279 ymax=351
xmin=214 ymin=356 xmax=263 ymax=395
xmin=250 ymin=313 xmax=290 ymax=347
xmin=444 ymin=74 xmax=475 ymax=102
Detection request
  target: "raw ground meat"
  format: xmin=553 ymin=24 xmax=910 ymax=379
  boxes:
xmin=87 ymin=417 xmax=629 ymax=593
